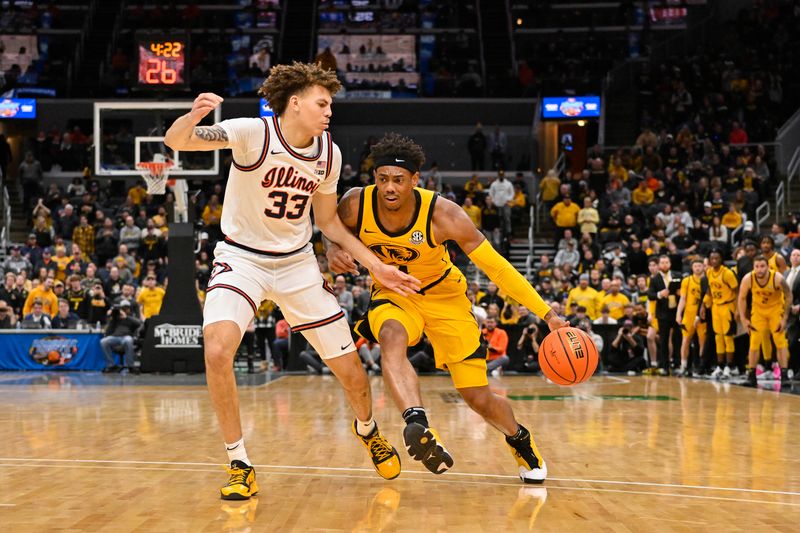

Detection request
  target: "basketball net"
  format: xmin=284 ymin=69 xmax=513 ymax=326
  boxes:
xmin=136 ymin=154 xmax=174 ymax=195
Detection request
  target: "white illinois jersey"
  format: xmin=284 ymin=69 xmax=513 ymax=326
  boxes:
xmin=217 ymin=116 xmax=341 ymax=255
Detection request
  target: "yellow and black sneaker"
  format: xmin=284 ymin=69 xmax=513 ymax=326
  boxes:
xmin=403 ymin=422 xmax=454 ymax=475
xmin=220 ymin=460 xmax=259 ymax=500
xmin=506 ymin=425 xmax=547 ymax=484
xmin=352 ymin=420 xmax=402 ymax=480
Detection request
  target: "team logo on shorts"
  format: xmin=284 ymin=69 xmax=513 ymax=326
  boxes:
xmin=368 ymin=243 xmax=420 ymax=264
xmin=410 ymin=231 xmax=424 ymax=245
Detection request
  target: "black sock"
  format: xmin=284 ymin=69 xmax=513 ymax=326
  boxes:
xmin=402 ymin=407 xmax=429 ymax=428
xmin=506 ymin=424 xmax=527 ymax=443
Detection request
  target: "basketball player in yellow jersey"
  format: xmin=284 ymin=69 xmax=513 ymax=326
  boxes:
xmin=674 ymin=259 xmax=707 ymax=376
xmin=704 ymin=249 xmax=739 ymax=379
xmin=758 ymin=235 xmax=786 ymax=368
xmin=326 ymin=133 xmax=567 ymax=483
xmin=760 ymin=235 xmax=787 ymax=273
xmin=738 ymin=255 xmax=792 ymax=386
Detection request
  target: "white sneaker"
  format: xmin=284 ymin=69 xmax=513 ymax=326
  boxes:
xmin=730 ymin=367 xmax=740 ymax=377
xmin=627 ymin=370 xmax=636 ymax=376
xmin=789 ymin=369 xmax=795 ymax=381
xmin=491 ymin=368 xmax=502 ymax=377
xmin=710 ymin=366 xmax=723 ymax=380
xmin=674 ymin=366 xmax=686 ymax=377
xmin=722 ymin=366 xmax=731 ymax=379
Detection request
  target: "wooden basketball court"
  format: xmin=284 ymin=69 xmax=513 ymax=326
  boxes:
xmin=1 ymin=373 xmax=798 ymax=531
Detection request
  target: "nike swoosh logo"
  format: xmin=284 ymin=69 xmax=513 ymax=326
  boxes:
xmin=270 ymin=150 xmax=284 ymax=155
xmin=340 ymin=342 xmax=352 ymax=350
xmin=364 ymin=229 xmax=375 ymax=234
xmin=395 ymin=158 xmax=405 ymax=163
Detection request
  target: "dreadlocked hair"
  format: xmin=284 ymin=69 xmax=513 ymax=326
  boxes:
xmin=369 ymin=132 xmax=426 ymax=170
xmin=258 ymin=62 xmax=342 ymax=116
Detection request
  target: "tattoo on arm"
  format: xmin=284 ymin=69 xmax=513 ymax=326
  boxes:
xmin=194 ymin=125 xmax=228 ymax=142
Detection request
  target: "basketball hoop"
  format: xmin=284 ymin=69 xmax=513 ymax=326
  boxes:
xmin=136 ymin=157 xmax=174 ymax=195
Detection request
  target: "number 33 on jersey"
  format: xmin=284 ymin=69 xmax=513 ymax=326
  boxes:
xmin=216 ymin=116 xmax=341 ymax=255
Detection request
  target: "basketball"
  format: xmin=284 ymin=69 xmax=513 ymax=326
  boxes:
xmin=538 ymin=327 xmax=598 ymax=386
xmin=46 ymin=351 xmax=61 ymax=364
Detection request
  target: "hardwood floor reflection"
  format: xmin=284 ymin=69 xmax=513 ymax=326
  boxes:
xmin=0 ymin=374 xmax=798 ymax=531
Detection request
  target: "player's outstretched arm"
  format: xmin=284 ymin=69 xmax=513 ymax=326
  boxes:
xmin=164 ymin=93 xmax=227 ymax=152
xmin=738 ymin=273 xmax=752 ymax=331
xmin=313 ymin=191 xmax=421 ymax=296
xmin=433 ymin=198 xmax=567 ymax=330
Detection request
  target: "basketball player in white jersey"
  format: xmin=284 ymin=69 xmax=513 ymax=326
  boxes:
xmin=164 ymin=63 xmax=419 ymax=499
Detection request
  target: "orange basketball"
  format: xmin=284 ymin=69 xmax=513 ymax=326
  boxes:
xmin=47 ymin=350 xmax=61 ymax=364
xmin=538 ymin=327 xmax=598 ymax=386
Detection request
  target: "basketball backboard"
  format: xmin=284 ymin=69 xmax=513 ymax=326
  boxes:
xmin=93 ymin=102 xmax=222 ymax=177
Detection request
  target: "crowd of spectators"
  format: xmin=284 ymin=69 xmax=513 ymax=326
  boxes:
xmin=0 ymin=171 xmax=177 ymax=371
xmin=632 ymin=1 xmax=800 ymax=141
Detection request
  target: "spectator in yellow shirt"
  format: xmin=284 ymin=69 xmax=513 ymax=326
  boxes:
xmin=51 ymin=245 xmax=72 ymax=283
xmin=577 ymin=197 xmax=599 ymax=235
xmin=464 ymin=174 xmax=484 ymax=199
xmin=462 ymin=196 xmax=482 ymax=228
xmin=128 ymin=183 xmax=148 ymax=206
xmin=23 ymin=277 xmax=58 ymax=317
xmin=550 ymin=195 xmax=581 ymax=237
xmin=607 ymin=155 xmax=629 ymax=183
xmin=202 ymin=194 xmax=223 ymax=240
xmin=202 ymin=194 xmax=223 ymax=226
xmin=599 ymin=279 xmax=630 ymax=320
xmin=632 ymin=180 xmax=654 ymax=206
xmin=538 ymin=169 xmax=561 ymax=205
xmin=566 ymin=273 xmax=600 ymax=319
xmin=721 ymin=204 xmax=743 ymax=231
xmin=510 ymin=184 xmax=527 ymax=208
xmin=136 ymin=275 xmax=166 ymax=319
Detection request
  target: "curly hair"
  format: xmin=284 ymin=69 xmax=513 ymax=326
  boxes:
xmin=258 ymin=62 xmax=342 ymax=116
xmin=368 ymin=132 xmax=426 ymax=171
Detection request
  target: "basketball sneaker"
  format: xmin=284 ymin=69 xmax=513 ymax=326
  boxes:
xmin=756 ymin=364 xmax=766 ymax=380
xmin=220 ymin=460 xmax=258 ymax=500
xmin=722 ymin=366 xmax=731 ymax=379
xmin=352 ymin=421 xmax=402 ymax=480
xmin=772 ymin=362 xmax=781 ymax=381
xmin=403 ymin=422 xmax=454 ymax=475
xmin=506 ymin=425 xmax=547 ymax=484
xmin=744 ymin=369 xmax=757 ymax=387
xmin=710 ymin=366 xmax=723 ymax=380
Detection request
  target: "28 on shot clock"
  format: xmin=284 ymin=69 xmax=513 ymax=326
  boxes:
xmin=137 ymin=34 xmax=188 ymax=87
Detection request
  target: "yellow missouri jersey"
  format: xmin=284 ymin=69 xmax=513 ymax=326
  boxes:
xmin=680 ymin=275 xmax=703 ymax=313
xmin=767 ymin=252 xmax=786 ymax=273
xmin=357 ymin=185 xmax=455 ymax=289
xmin=706 ymin=266 xmax=738 ymax=305
xmin=751 ymin=271 xmax=784 ymax=313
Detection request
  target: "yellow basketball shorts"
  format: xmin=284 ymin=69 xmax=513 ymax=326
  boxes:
xmin=355 ymin=273 xmax=487 ymax=389
xmin=749 ymin=311 xmax=788 ymax=350
xmin=711 ymin=302 xmax=736 ymax=353
xmin=680 ymin=314 xmax=707 ymax=344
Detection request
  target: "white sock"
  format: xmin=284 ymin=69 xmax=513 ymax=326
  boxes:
xmin=356 ymin=417 xmax=376 ymax=437
xmin=225 ymin=437 xmax=251 ymax=466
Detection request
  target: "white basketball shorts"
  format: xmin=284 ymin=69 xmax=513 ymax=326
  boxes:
xmin=203 ymin=241 xmax=354 ymax=359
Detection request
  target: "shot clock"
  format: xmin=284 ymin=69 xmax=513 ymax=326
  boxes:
xmin=137 ymin=34 xmax=188 ymax=88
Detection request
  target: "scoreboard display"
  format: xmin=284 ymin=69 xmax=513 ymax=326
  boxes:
xmin=137 ymin=35 xmax=188 ymax=87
